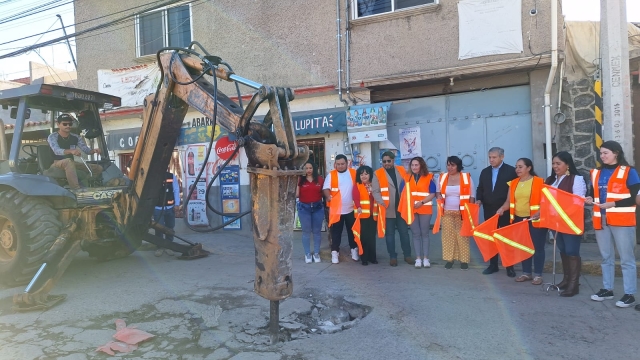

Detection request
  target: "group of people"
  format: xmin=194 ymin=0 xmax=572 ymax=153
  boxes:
xmin=296 ymin=141 xmax=639 ymax=309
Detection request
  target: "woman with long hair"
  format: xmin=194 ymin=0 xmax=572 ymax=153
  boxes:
xmin=353 ymin=165 xmax=377 ymax=265
xmin=545 ymin=151 xmax=586 ymax=297
xmin=436 ymin=156 xmax=476 ymax=270
xmin=496 ymin=158 xmax=548 ymax=285
xmin=296 ymin=161 xmax=324 ymax=264
xmin=402 ymin=157 xmax=436 ymax=268
xmin=585 ymin=141 xmax=639 ymax=308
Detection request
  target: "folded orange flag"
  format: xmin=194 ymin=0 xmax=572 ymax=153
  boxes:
xmin=539 ymin=185 xmax=584 ymax=235
xmin=432 ymin=199 xmax=444 ymax=234
xmin=328 ymin=192 xmax=342 ymax=227
xmin=492 ymin=220 xmax=535 ymax=267
xmin=472 ymin=214 xmax=499 ymax=262
xmin=351 ymin=214 xmax=364 ymax=255
xmin=460 ymin=203 xmax=480 ymax=236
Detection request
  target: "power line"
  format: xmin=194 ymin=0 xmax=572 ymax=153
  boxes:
xmin=0 ymin=0 xmax=72 ymax=26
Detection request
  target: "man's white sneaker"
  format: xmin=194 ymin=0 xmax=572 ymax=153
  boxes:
xmin=313 ymin=253 xmax=321 ymax=263
xmin=415 ymin=258 xmax=422 ymax=268
xmin=331 ymin=251 xmax=339 ymax=264
xmin=423 ymin=258 xmax=431 ymax=268
xmin=305 ymin=254 xmax=312 ymax=264
xmin=351 ymin=248 xmax=359 ymax=261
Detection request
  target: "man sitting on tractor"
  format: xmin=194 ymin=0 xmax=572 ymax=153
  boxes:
xmin=47 ymin=113 xmax=103 ymax=190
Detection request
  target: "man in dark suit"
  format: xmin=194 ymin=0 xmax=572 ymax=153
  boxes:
xmin=476 ymin=147 xmax=518 ymax=277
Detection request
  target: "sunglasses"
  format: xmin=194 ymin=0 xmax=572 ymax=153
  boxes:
xmin=60 ymin=122 xmax=72 ymax=127
xmin=382 ymin=160 xmax=393 ymax=163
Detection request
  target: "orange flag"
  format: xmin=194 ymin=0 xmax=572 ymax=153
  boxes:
xmin=398 ymin=181 xmax=415 ymax=225
xmin=377 ymin=205 xmax=386 ymax=238
xmin=351 ymin=214 xmax=364 ymax=255
xmin=492 ymin=220 xmax=535 ymax=267
xmin=328 ymin=192 xmax=342 ymax=227
xmin=472 ymin=214 xmax=499 ymax=262
xmin=432 ymin=199 xmax=444 ymax=234
xmin=539 ymin=185 xmax=584 ymax=235
xmin=460 ymin=203 xmax=480 ymax=236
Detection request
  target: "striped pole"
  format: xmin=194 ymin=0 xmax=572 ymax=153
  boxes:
xmin=594 ymin=80 xmax=603 ymax=167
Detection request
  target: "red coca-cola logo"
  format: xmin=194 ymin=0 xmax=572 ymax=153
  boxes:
xmin=215 ymin=136 xmax=237 ymax=161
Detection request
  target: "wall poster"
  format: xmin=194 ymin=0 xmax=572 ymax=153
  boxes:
xmin=399 ymin=127 xmax=422 ymax=159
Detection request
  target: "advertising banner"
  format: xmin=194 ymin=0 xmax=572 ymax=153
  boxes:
xmin=346 ymin=102 xmax=391 ymax=144
xmin=97 ymin=64 xmax=161 ymax=107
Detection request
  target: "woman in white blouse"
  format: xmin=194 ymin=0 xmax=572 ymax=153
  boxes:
xmin=545 ymin=151 xmax=586 ymax=297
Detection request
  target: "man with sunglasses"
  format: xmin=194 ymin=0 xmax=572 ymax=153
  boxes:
xmin=372 ymin=151 xmax=413 ymax=266
xmin=47 ymin=113 xmax=103 ymax=190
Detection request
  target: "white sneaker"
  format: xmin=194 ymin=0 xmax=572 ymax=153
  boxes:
xmin=305 ymin=254 xmax=312 ymax=264
xmin=165 ymin=249 xmax=174 ymax=256
xmin=423 ymin=258 xmax=431 ymax=268
xmin=415 ymin=258 xmax=422 ymax=268
xmin=154 ymin=249 xmax=163 ymax=257
xmin=313 ymin=253 xmax=321 ymax=263
xmin=351 ymin=248 xmax=359 ymax=261
xmin=331 ymin=251 xmax=339 ymax=264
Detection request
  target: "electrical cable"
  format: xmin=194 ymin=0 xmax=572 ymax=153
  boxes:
xmin=0 ymin=0 xmax=71 ymax=26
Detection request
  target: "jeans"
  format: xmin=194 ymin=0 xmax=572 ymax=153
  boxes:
xmin=555 ymin=232 xmax=582 ymax=257
xmin=297 ymin=201 xmax=324 ymax=255
xmin=410 ymin=213 xmax=432 ymax=258
xmin=153 ymin=207 xmax=175 ymax=243
xmin=595 ymin=223 xmax=637 ymax=294
xmin=385 ymin=213 xmax=412 ymax=259
xmin=514 ymin=216 xmax=548 ymax=276
xmin=330 ymin=212 xmax=356 ymax=252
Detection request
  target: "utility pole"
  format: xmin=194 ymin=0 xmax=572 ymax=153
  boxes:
xmin=56 ymin=14 xmax=77 ymax=70
xmin=600 ymin=0 xmax=633 ymax=164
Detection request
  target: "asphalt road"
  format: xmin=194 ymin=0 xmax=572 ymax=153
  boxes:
xmin=1 ymin=224 xmax=639 ymax=359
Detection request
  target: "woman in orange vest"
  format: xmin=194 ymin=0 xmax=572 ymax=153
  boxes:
xmin=585 ymin=141 xmax=639 ymax=308
xmin=435 ymin=156 xmax=475 ymax=270
xmin=401 ymin=157 xmax=436 ymax=268
xmin=496 ymin=158 xmax=548 ymax=285
xmin=353 ymin=165 xmax=377 ymax=265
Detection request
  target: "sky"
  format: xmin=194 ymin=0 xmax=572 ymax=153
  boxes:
xmin=0 ymin=0 xmax=639 ymax=82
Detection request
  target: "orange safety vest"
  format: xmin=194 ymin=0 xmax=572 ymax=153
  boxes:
xmin=355 ymin=183 xmax=377 ymax=220
xmin=399 ymin=173 xmax=434 ymax=225
xmin=375 ymin=166 xmax=408 ymax=237
xmin=508 ymin=176 xmax=544 ymax=228
xmin=591 ymin=166 xmax=636 ymax=229
xmin=328 ymin=168 xmax=356 ymax=226
xmin=439 ymin=172 xmax=471 ymax=211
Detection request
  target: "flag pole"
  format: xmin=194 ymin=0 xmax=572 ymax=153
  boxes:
xmin=542 ymin=230 xmax=561 ymax=295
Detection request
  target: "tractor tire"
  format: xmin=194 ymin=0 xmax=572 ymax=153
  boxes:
xmin=0 ymin=190 xmax=62 ymax=286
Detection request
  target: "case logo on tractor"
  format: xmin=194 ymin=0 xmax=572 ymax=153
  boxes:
xmin=92 ymin=189 xmax=121 ymax=200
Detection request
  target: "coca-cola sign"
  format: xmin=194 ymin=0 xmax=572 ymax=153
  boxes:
xmin=215 ymin=136 xmax=237 ymax=161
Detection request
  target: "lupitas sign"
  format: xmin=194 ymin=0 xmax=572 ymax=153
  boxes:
xmin=215 ymin=136 xmax=237 ymax=161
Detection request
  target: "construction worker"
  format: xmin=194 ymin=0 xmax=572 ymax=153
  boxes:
xmin=154 ymin=170 xmax=181 ymax=257
xmin=372 ymin=151 xmax=412 ymax=267
xmin=322 ymin=155 xmax=357 ymax=264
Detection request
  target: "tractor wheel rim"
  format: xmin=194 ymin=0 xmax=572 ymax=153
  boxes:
xmin=0 ymin=221 xmax=16 ymax=261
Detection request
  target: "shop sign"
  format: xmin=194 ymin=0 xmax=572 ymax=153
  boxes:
xmin=346 ymin=102 xmax=391 ymax=144
xmin=215 ymin=136 xmax=237 ymax=161
xmin=106 ymin=128 xmax=141 ymax=150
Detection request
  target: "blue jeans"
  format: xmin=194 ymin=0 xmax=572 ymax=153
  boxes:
xmin=297 ymin=201 xmax=324 ymax=255
xmin=555 ymin=232 xmax=582 ymax=257
xmin=153 ymin=207 xmax=175 ymax=243
xmin=385 ymin=214 xmax=412 ymax=259
xmin=514 ymin=216 xmax=548 ymax=276
xmin=595 ymin=223 xmax=637 ymax=294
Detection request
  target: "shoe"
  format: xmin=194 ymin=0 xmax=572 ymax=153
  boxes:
xmin=461 ymin=263 xmax=469 ymax=270
xmin=390 ymin=259 xmax=397 ymax=267
xmin=591 ymin=289 xmax=614 ymax=301
xmin=154 ymin=249 xmax=163 ymax=257
xmin=313 ymin=253 xmax=321 ymax=263
xmin=165 ymin=249 xmax=174 ymax=256
xmin=371 ymin=260 xmax=378 ymax=264
xmin=362 ymin=261 xmax=368 ymax=266
xmin=305 ymin=254 xmax=312 ymax=264
xmin=331 ymin=251 xmax=339 ymax=264
xmin=531 ymin=276 xmax=543 ymax=285
xmin=515 ymin=274 xmax=533 ymax=282
xmin=557 ymin=253 xmax=569 ymax=290
xmin=351 ymin=248 xmax=360 ymax=261
xmin=445 ymin=262 xmax=453 ymax=269
xmin=423 ymin=258 xmax=431 ymax=268
xmin=560 ymin=255 xmax=580 ymax=297
xmin=482 ymin=266 xmax=498 ymax=275
xmin=506 ymin=267 xmax=516 ymax=278
xmin=615 ymin=294 xmax=636 ymax=308
xmin=415 ymin=258 xmax=422 ymax=268
xmin=405 ymin=257 xmax=414 ymax=265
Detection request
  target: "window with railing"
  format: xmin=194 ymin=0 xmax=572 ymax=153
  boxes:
xmin=355 ymin=0 xmax=437 ymax=18
xmin=135 ymin=4 xmax=192 ymax=57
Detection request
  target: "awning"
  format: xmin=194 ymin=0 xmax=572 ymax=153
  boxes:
xmin=346 ymin=102 xmax=392 ymax=144
xmin=106 ymin=127 xmax=141 ymax=151
xmin=254 ymin=107 xmax=348 ymax=136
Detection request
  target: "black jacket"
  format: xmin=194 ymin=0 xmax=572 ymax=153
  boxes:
xmin=476 ymin=163 xmax=517 ymax=209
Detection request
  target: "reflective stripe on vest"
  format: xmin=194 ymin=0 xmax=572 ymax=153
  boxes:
xmin=508 ymin=176 xmax=544 ymax=227
xmin=355 ymin=183 xmax=376 ymax=219
xmin=591 ymin=166 xmax=636 ymax=229
xmin=439 ymin=172 xmax=471 ymax=211
xmin=409 ymin=173 xmax=434 ymax=215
